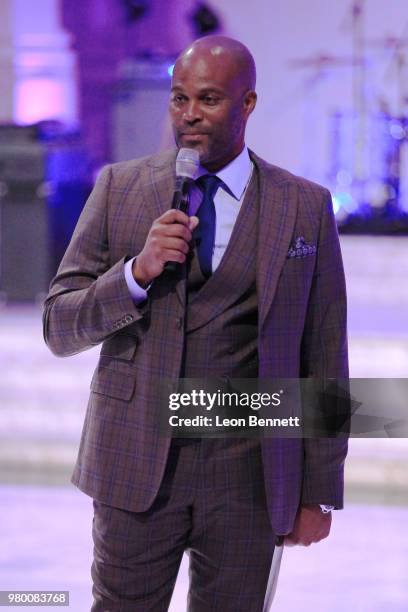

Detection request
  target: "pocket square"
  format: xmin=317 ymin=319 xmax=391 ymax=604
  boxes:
xmin=287 ymin=236 xmax=316 ymax=259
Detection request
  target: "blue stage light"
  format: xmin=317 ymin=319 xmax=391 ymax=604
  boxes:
xmin=332 ymin=195 xmax=341 ymax=216
xmin=389 ymin=121 xmax=405 ymax=140
xmin=332 ymin=190 xmax=358 ymax=216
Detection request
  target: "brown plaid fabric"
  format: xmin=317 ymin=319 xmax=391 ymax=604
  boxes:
xmin=91 ymin=438 xmax=275 ymax=611
xmin=43 ymin=148 xmax=348 ymax=537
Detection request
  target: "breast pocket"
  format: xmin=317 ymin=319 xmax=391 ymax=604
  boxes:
xmin=277 ymin=254 xmax=317 ymax=304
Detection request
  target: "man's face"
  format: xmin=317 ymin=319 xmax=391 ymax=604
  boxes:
xmin=169 ymin=51 xmax=256 ymax=172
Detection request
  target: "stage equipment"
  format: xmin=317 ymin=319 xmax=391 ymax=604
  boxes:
xmin=123 ymin=0 xmax=150 ymax=22
xmin=190 ymin=3 xmax=221 ymax=36
xmin=112 ymin=57 xmax=174 ymax=162
xmin=328 ymin=111 xmax=408 ymax=232
xmin=0 ymin=123 xmax=91 ymax=302
xmin=288 ymin=0 xmax=408 ymax=233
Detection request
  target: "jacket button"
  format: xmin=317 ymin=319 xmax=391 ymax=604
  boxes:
xmin=176 ymin=317 xmax=183 ymax=329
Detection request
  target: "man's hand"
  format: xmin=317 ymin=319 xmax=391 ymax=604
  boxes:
xmin=132 ymin=210 xmax=199 ymax=287
xmin=284 ymin=504 xmax=332 ymax=547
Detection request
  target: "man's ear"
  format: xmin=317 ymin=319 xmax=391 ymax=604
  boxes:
xmin=243 ymin=90 xmax=257 ymax=116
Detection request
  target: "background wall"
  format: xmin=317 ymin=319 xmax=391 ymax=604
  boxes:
xmin=58 ymin=0 xmax=408 ymax=188
xmin=212 ymin=0 xmax=407 ymax=183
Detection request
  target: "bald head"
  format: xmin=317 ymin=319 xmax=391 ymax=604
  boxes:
xmin=169 ymin=35 xmax=257 ymax=172
xmin=175 ymin=35 xmax=256 ymax=91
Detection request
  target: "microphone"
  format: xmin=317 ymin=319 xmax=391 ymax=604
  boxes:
xmin=164 ymin=148 xmax=200 ymax=273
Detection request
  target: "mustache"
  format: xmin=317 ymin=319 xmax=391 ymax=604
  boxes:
xmin=179 ymin=131 xmax=210 ymax=135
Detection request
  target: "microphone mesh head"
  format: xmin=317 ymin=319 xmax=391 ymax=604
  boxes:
xmin=176 ymin=148 xmax=200 ymax=179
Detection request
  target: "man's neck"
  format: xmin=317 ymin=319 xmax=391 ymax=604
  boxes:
xmin=201 ymin=145 xmax=246 ymax=174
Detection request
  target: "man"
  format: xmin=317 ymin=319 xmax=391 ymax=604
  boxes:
xmin=43 ymin=35 xmax=348 ymax=611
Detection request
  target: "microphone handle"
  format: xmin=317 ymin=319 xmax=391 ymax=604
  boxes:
xmin=164 ymin=179 xmax=191 ymax=273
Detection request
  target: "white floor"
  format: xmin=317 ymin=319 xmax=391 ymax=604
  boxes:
xmin=0 ymin=235 xmax=408 ymax=610
xmin=0 ymin=485 xmax=407 ymax=611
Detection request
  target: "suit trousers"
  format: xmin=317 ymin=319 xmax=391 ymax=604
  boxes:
xmin=91 ymin=437 xmax=276 ymax=611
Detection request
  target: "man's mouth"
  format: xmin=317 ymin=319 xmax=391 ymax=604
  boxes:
xmin=180 ymin=133 xmax=208 ymax=140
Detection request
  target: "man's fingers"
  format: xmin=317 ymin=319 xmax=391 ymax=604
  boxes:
xmin=283 ymin=505 xmax=332 ymax=547
xmin=161 ymin=209 xmax=190 ymax=225
xmin=163 ymin=249 xmax=186 ymax=264
xmin=159 ymin=223 xmax=194 ymax=242
xmin=189 ymin=216 xmax=199 ymax=231
xmin=139 ymin=211 xmax=198 ymax=280
xmin=149 ymin=236 xmax=191 ymax=257
xmin=162 ymin=237 xmax=190 ymax=254
xmin=284 ymin=531 xmax=327 ymax=546
xmin=283 ymin=536 xmax=296 ymax=547
xmin=284 ymin=535 xmax=313 ymax=547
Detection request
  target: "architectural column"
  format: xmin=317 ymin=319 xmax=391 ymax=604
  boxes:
xmin=0 ymin=0 xmax=78 ymax=124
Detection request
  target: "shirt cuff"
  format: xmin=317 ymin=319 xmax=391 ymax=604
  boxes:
xmin=124 ymin=257 xmax=149 ymax=304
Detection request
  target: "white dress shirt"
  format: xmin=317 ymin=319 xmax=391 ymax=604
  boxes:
xmin=124 ymin=146 xmax=254 ymax=303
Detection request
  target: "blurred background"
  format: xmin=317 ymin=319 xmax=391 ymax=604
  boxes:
xmin=0 ymin=0 xmax=407 ymax=610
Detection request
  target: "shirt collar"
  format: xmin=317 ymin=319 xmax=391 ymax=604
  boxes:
xmin=196 ymin=146 xmax=252 ymax=200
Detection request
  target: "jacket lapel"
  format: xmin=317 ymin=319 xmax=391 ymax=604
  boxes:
xmin=185 ymin=170 xmax=258 ymax=333
xmin=251 ymin=152 xmax=298 ymax=330
xmin=143 ymin=149 xmax=298 ymax=320
xmin=147 ymin=151 xmax=186 ymax=307
xmin=147 ymin=150 xmax=177 ymax=217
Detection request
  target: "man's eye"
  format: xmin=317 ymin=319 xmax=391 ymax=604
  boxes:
xmin=173 ymin=95 xmax=186 ymax=103
xmin=203 ymin=96 xmax=218 ymax=105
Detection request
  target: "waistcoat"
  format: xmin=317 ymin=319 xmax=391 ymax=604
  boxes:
xmin=181 ymin=169 xmax=260 ymax=379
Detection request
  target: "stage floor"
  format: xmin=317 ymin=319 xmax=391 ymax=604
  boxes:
xmin=0 ymin=484 xmax=407 ymax=611
xmin=0 ymin=235 xmax=407 ymax=610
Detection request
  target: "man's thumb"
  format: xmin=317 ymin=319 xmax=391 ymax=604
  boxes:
xmin=189 ymin=216 xmax=199 ymax=231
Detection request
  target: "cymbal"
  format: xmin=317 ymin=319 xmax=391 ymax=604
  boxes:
xmin=364 ymin=36 xmax=408 ymax=49
xmin=287 ymin=53 xmax=366 ymax=69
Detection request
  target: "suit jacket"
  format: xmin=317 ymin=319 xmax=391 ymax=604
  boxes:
xmin=43 ymin=148 xmax=348 ymax=535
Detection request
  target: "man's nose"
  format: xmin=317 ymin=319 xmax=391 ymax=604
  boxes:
xmin=183 ymin=99 xmax=202 ymax=123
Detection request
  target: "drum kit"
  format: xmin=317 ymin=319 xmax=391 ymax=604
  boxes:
xmin=288 ymin=1 xmax=408 ymax=232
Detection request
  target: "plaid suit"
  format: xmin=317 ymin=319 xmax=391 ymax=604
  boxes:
xmin=43 ymin=148 xmax=347 ymax=587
